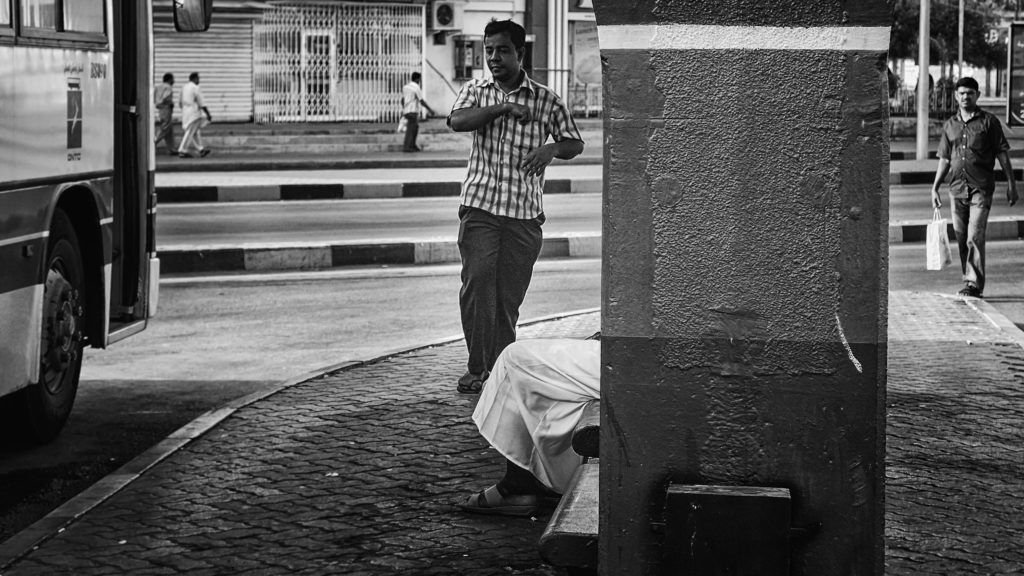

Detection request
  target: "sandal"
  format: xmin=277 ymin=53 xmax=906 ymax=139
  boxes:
xmin=457 ymin=370 xmax=487 ymax=394
xmin=459 ymin=485 xmax=539 ymax=517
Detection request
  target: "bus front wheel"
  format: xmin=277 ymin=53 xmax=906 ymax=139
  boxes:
xmin=17 ymin=209 xmax=86 ymax=443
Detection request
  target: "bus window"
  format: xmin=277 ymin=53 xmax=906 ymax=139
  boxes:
xmin=1 ymin=1 xmax=10 ymax=26
xmin=64 ymin=0 xmax=104 ymax=33
xmin=20 ymin=0 xmax=56 ymax=29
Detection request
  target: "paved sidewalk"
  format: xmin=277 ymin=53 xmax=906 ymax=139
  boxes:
xmin=2 ymin=293 xmax=1022 ymax=575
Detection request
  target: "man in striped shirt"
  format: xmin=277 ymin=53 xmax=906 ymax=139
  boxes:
xmin=448 ymin=19 xmax=584 ymax=394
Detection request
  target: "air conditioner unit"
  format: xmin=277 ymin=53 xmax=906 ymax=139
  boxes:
xmin=430 ymin=1 xmax=462 ymax=32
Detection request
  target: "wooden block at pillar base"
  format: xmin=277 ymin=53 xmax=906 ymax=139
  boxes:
xmin=663 ymin=485 xmax=791 ymax=575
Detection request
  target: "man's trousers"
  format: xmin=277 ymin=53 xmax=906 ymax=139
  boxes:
xmin=458 ymin=206 xmax=543 ymax=375
xmin=950 ymin=189 xmax=992 ymax=292
xmin=178 ymin=118 xmax=205 ymax=156
xmin=402 ymin=112 xmax=420 ymax=151
xmin=154 ymin=106 xmax=175 ymax=153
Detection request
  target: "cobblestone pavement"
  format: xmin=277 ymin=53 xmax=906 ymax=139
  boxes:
xmin=886 ymin=293 xmax=1024 ymax=575
xmin=1 ymin=292 xmax=1023 ymax=575
xmin=0 ymin=314 xmax=599 ymax=576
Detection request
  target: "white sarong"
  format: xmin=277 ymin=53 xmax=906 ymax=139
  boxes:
xmin=472 ymin=338 xmax=600 ymax=494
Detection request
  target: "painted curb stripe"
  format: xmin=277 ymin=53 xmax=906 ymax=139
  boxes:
xmin=157 ymin=186 xmax=218 ymax=203
xmin=155 ymin=180 xmax=600 ymax=202
xmin=280 ymin=184 xmax=345 ymax=200
xmin=597 ymin=24 xmax=890 ymax=51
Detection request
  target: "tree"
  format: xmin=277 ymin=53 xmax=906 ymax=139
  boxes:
xmin=889 ymin=0 xmax=1008 ymax=69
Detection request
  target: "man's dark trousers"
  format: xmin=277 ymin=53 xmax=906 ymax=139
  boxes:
xmin=403 ymin=112 xmax=420 ymax=151
xmin=458 ymin=206 xmax=543 ymax=375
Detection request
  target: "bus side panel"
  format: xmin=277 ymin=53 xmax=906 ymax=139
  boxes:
xmin=0 ymin=180 xmax=113 ymax=396
xmin=7 ymin=47 xmax=114 ymax=182
xmin=0 ymin=286 xmax=44 ymax=397
xmin=0 ymin=185 xmax=49 ymax=397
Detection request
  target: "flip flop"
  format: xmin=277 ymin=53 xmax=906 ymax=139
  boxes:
xmin=456 ymin=370 xmax=488 ymax=394
xmin=459 ymin=485 xmax=539 ymax=517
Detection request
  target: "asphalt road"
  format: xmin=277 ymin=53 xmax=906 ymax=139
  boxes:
xmin=157 ymin=194 xmax=602 ymax=248
xmin=154 ymin=184 xmax=1022 ymax=249
xmin=2 ymin=239 xmax=1023 ymax=546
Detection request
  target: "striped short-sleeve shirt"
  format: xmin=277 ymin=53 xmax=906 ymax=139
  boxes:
xmin=450 ymin=72 xmax=583 ymax=220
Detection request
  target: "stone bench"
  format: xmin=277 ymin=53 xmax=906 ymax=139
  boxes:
xmin=538 ymin=460 xmax=599 ymax=574
xmin=570 ymin=399 xmax=599 ymax=459
xmin=538 ymin=400 xmax=600 ymax=574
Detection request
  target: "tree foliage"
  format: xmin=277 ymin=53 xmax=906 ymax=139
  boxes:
xmin=890 ymin=0 xmax=1007 ymax=68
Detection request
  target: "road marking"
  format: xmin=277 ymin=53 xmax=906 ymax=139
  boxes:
xmin=597 ymin=24 xmax=890 ymax=52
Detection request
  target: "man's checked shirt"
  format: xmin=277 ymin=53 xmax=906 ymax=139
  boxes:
xmin=450 ymin=72 xmax=582 ymax=219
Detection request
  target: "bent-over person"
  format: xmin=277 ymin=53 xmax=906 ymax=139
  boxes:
xmin=460 ymin=338 xmax=599 ymax=516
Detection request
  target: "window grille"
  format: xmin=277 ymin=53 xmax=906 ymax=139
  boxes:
xmin=254 ymin=2 xmax=424 ymax=123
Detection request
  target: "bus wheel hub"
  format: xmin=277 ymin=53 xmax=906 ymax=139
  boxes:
xmin=42 ymin=270 xmax=82 ymax=389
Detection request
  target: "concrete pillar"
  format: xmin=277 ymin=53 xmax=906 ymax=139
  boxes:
xmin=591 ymin=3 xmax=891 ymax=575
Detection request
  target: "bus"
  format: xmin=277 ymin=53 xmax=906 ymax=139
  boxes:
xmin=0 ymin=0 xmax=210 ymax=444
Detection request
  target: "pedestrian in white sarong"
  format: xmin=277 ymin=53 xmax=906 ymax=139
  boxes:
xmin=461 ymin=338 xmax=599 ymax=517
xmin=177 ymin=72 xmax=212 ymax=158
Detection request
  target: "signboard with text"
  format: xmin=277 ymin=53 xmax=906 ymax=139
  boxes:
xmin=1008 ymin=22 xmax=1024 ymax=125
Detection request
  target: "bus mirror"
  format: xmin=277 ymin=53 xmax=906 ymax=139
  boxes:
xmin=173 ymin=0 xmax=213 ymax=32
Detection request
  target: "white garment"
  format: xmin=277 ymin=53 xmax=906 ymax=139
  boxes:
xmin=472 ymin=338 xmax=600 ymax=494
xmin=179 ymin=81 xmax=205 ymax=129
xmin=402 ymin=81 xmax=424 ymax=116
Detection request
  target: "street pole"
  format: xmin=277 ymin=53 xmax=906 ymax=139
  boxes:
xmin=958 ymin=0 xmax=965 ymax=79
xmin=918 ymin=0 xmax=930 ymax=160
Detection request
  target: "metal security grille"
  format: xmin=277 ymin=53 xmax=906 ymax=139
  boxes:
xmin=254 ymin=2 xmax=424 ymax=123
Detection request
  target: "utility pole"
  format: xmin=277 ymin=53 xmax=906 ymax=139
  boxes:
xmin=958 ymin=0 xmax=965 ymax=79
xmin=918 ymin=0 xmax=931 ymax=160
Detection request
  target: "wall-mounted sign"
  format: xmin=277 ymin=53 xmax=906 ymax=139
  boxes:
xmin=67 ymin=78 xmax=82 ymax=150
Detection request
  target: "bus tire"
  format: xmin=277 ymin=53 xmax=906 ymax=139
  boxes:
xmin=16 ymin=209 xmax=86 ymax=444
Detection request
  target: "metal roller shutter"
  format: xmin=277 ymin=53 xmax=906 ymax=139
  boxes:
xmin=154 ymin=14 xmax=255 ymax=122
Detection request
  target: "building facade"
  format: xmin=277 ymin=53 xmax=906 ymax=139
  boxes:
xmin=152 ymin=0 xmax=600 ymax=123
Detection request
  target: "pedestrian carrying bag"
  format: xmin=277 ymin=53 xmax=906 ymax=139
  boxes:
xmin=926 ymin=208 xmax=952 ymax=271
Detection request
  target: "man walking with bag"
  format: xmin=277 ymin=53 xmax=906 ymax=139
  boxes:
xmin=177 ymin=72 xmax=212 ymax=158
xmin=447 ymin=19 xmax=584 ymax=393
xmin=931 ymin=77 xmax=1018 ymax=298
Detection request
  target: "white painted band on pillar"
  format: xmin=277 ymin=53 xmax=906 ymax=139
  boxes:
xmin=597 ymin=24 xmax=890 ymax=51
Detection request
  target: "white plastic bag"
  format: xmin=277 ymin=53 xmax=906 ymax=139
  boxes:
xmin=395 ymin=116 xmax=407 ymax=133
xmin=926 ymin=208 xmax=952 ymax=271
